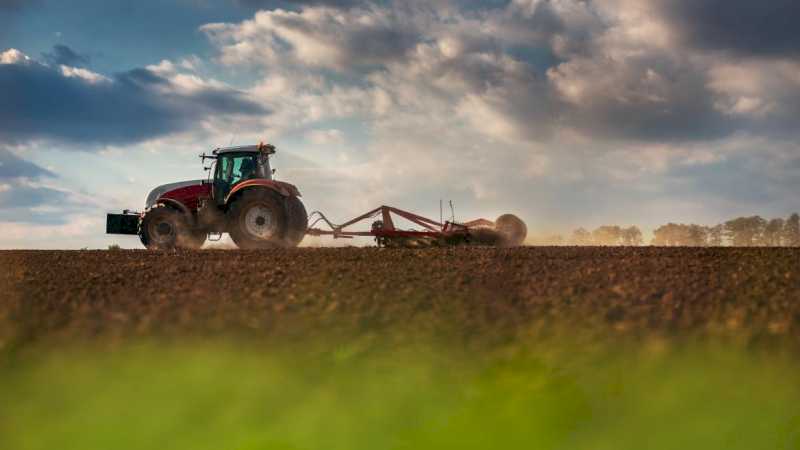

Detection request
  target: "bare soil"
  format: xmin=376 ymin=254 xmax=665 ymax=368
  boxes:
xmin=1 ymin=247 xmax=799 ymax=346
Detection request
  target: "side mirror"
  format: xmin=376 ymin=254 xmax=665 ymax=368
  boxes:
xmin=272 ymin=169 xmax=276 ymax=175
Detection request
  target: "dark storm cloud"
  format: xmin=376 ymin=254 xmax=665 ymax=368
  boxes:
xmin=551 ymin=55 xmax=735 ymax=142
xmin=268 ymin=9 xmax=419 ymax=68
xmin=116 ymin=67 xmax=169 ymax=86
xmin=660 ymin=0 xmax=800 ymax=56
xmin=0 ymin=57 xmax=268 ymax=146
xmin=41 ymin=44 xmax=90 ymax=67
xmin=500 ymin=0 xmax=606 ymax=58
xmin=0 ymin=149 xmax=54 ymax=179
xmin=345 ymin=27 xmax=418 ymax=63
xmin=519 ymin=0 xmax=567 ymax=37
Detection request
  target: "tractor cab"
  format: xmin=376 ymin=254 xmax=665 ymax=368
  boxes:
xmin=208 ymin=143 xmax=275 ymax=205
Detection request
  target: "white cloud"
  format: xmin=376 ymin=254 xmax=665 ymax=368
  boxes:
xmin=707 ymin=59 xmax=800 ymax=118
xmin=203 ymin=6 xmax=419 ymax=71
xmin=59 ymin=65 xmax=110 ymax=84
xmin=0 ymin=48 xmax=30 ymax=64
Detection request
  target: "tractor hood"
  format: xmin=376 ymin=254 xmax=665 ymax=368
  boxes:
xmin=145 ymin=180 xmax=204 ymax=209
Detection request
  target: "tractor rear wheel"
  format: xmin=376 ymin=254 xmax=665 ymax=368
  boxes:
xmin=228 ymin=189 xmax=288 ymax=249
xmin=494 ymin=214 xmax=527 ymax=247
xmin=284 ymin=196 xmax=308 ymax=247
xmin=140 ymin=205 xmax=192 ymax=250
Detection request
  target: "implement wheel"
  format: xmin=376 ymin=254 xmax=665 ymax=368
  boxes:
xmin=494 ymin=214 xmax=527 ymax=247
xmin=283 ymin=196 xmax=308 ymax=247
xmin=228 ymin=189 xmax=288 ymax=249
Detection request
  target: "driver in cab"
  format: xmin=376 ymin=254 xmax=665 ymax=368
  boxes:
xmin=238 ymin=157 xmax=256 ymax=181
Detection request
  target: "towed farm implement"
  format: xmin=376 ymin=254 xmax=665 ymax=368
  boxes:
xmin=107 ymin=143 xmax=527 ymax=249
xmin=306 ymin=206 xmax=526 ymax=248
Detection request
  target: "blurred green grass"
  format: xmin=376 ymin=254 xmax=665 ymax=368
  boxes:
xmin=1 ymin=338 xmax=799 ymax=450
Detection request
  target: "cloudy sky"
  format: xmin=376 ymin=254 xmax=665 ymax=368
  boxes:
xmin=1 ymin=0 xmax=798 ymax=248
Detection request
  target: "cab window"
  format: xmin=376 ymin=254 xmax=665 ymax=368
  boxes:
xmin=219 ymin=154 xmax=256 ymax=185
xmin=214 ymin=153 xmax=257 ymax=201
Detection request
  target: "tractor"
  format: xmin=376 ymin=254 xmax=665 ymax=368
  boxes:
xmin=108 ymin=142 xmax=529 ymax=249
xmin=106 ymin=143 xmax=307 ymax=249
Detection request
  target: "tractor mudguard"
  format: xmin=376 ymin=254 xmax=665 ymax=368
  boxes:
xmin=224 ymin=179 xmax=301 ymax=205
xmin=155 ymin=198 xmax=194 ymax=221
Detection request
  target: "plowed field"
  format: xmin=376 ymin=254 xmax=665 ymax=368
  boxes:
xmin=2 ymin=247 xmax=800 ymax=450
xmin=2 ymin=247 xmax=798 ymax=345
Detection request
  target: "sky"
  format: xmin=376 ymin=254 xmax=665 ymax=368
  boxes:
xmin=1 ymin=0 xmax=799 ymax=248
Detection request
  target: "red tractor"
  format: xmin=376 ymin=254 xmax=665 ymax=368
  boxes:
xmin=108 ymin=142 xmax=529 ymax=249
xmin=107 ymin=143 xmax=307 ymax=249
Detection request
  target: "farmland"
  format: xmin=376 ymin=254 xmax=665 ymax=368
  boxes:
xmin=1 ymin=247 xmax=799 ymax=449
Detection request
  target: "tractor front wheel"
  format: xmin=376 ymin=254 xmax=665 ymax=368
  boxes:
xmin=140 ymin=206 xmax=194 ymax=250
xmin=228 ymin=189 xmax=288 ymax=249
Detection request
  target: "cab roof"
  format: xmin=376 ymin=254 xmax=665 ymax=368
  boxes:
xmin=212 ymin=145 xmax=258 ymax=155
xmin=212 ymin=144 xmax=275 ymax=155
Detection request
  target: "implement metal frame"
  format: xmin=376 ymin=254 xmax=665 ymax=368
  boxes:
xmin=306 ymin=205 xmax=494 ymax=246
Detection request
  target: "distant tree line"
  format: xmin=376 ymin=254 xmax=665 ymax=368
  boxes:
xmin=527 ymin=213 xmax=800 ymax=247
xmin=526 ymin=226 xmax=644 ymax=246
xmin=569 ymin=225 xmax=644 ymax=246
xmin=649 ymin=213 xmax=800 ymax=247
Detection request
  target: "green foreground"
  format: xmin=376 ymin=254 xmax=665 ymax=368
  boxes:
xmin=1 ymin=337 xmax=799 ymax=450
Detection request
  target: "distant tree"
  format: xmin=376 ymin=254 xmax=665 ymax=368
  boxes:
xmin=592 ymin=226 xmax=623 ymax=246
xmin=763 ymin=218 xmax=785 ymax=246
xmin=653 ymin=223 xmax=708 ymax=246
xmin=724 ymin=216 xmax=766 ymax=247
xmin=707 ymin=224 xmax=725 ymax=246
xmin=621 ymin=226 xmax=643 ymax=246
xmin=653 ymin=223 xmax=677 ymax=246
xmin=571 ymin=228 xmax=593 ymax=245
xmin=784 ymin=213 xmax=800 ymax=247
xmin=684 ymin=224 xmax=708 ymax=246
xmin=652 ymin=223 xmax=692 ymax=246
